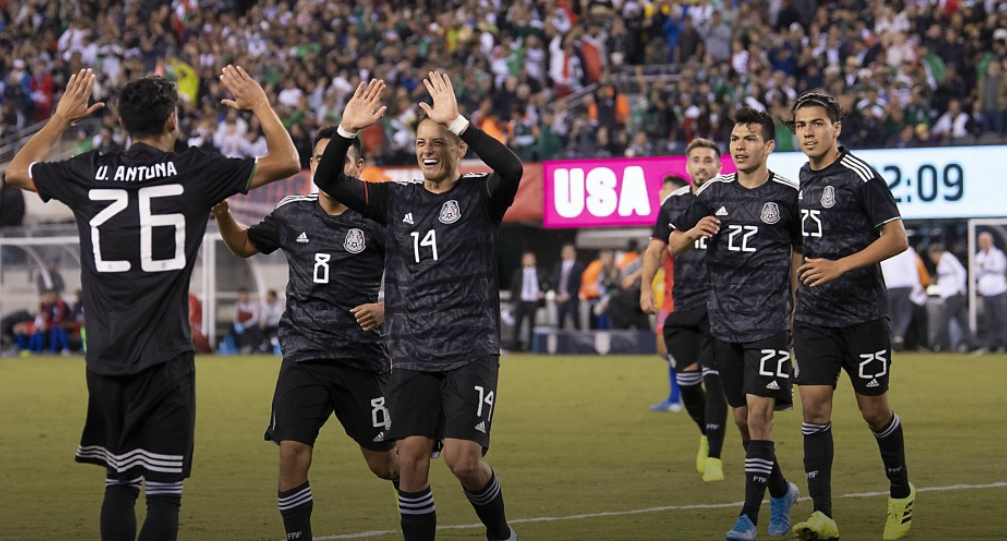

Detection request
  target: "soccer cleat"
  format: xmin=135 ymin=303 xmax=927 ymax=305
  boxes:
xmin=492 ymin=526 xmax=518 ymax=541
xmin=649 ymin=398 xmax=684 ymax=412
xmin=768 ymin=481 xmax=799 ymax=536
xmin=793 ymin=511 xmax=840 ymax=541
xmin=882 ymin=482 xmax=915 ymax=540
xmin=703 ymin=457 xmax=725 ymax=482
xmin=726 ymin=514 xmax=758 ymax=541
xmin=697 ymin=435 xmax=710 ymax=474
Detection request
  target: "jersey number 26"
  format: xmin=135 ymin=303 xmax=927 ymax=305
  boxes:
xmin=88 ymin=186 xmax=185 ymax=273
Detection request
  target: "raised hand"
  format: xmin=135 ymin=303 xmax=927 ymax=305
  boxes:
xmin=54 ymin=68 xmax=105 ymax=126
xmin=340 ymin=79 xmax=387 ymax=132
xmin=220 ymin=65 xmax=269 ymax=112
xmin=418 ymin=71 xmax=460 ymax=126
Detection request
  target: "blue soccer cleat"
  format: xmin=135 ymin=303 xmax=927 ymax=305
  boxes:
xmin=726 ymin=514 xmax=757 ymax=541
xmin=768 ymin=481 xmax=799 ymax=536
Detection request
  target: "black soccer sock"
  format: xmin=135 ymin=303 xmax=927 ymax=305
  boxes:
xmin=767 ymin=457 xmax=789 ymax=498
xmin=702 ymin=368 xmax=728 ymax=458
xmin=137 ymin=481 xmax=183 ymax=541
xmin=741 ymin=440 xmax=775 ymax=524
xmin=873 ymin=413 xmax=911 ymax=498
xmin=399 ymin=486 xmax=436 ymax=541
xmin=803 ymin=421 xmax=834 ymax=517
xmin=464 ymin=471 xmax=510 ymax=541
xmin=278 ymin=481 xmax=314 ymax=541
xmin=101 ymin=476 xmax=141 ymax=541
xmin=676 ymin=371 xmax=706 ymax=435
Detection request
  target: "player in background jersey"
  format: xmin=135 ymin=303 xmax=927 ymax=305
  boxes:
xmin=313 ymin=75 xmax=522 ymax=541
xmin=640 ymin=139 xmax=729 ymax=483
xmin=788 ymin=91 xmax=914 ymax=541
xmin=4 ymin=67 xmax=298 ymax=541
xmin=670 ymin=108 xmax=801 ymax=541
xmin=211 ymin=128 xmax=397 ymax=541
xmin=649 ymin=175 xmax=685 ymax=414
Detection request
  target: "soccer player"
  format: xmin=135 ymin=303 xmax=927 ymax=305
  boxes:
xmin=4 ymin=67 xmax=299 ymax=541
xmin=788 ymin=91 xmax=914 ymax=541
xmin=648 ymin=175 xmax=685 ymax=414
xmin=640 ymin=141 xmax=729 ymax=482
xmin=210 ymin=127 xmax=398 ymax=541
xmin=313 ymin=74 xmax=521 ymax=541
xmin=669 ymin=107 xmax=801 ymax=541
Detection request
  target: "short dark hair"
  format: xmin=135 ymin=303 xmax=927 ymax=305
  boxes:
xmin=927 ymin=243 xmax=946 ymax=255
xmin=733 ymin=106 xmax=775 ymax=142
xmin=313 ymin=126 xmax=363 ymax=161
xmin=788 ymin=91 xmax=843 ymax=128
xmin=663 ymin=174 xmax=689 ymax=190
xmin=117 ymin=76 xmax=178 ymax=139
xmin=685 ymin=138 xmax=721 ymax=158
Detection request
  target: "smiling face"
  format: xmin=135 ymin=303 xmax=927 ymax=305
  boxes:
xmin=729 ymin=123 xmax=774 ymax=174
xmin=416 ymin=118 xmax=467 ymax=183
xmin=793 ymin=105 xmax=841 ymax=163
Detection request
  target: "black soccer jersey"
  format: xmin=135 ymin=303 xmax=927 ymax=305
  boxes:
xmin=673 ymin=172 xmax=801 ymax=343
xmin=796 ymin=149 xmax=901 ymax=327
xmin=313 ymin=126 xmax=523 ymax=371
xmin=30 ymin=144 xmax=255 ymax=376
xmin=652 ymin=185 xmax=709 ymax=313
xmin=247 ymin=195 xmax=387 ymax=371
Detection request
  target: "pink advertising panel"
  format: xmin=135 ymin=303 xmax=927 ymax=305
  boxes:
xmin=543 ymin=156 xmax=737 ymax=228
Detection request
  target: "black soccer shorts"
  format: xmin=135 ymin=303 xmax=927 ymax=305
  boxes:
xmin=662 ymin=307 xmax=715 ymax=373
xmin=264 ymin=359 xmax=394 ymax=452
xmin=714 ymin=331 xmax=794 ymax=410
xmin=793 ymin=318 xmax=893 ymax=396
xmin=385 ymin=355 xmax=500 ymax=450
xmin=76 ymin=353 xmax=195 ymax=483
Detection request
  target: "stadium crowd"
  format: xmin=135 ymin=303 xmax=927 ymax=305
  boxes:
xmin=3 ymin=1 xmax=1007 ymax=165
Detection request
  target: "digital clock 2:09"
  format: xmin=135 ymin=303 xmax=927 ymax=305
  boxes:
xmin=883 ymin=163 xmax=964 ymax=203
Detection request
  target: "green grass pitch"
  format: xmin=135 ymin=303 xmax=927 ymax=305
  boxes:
xmin=2 ymin=353 xmax=1006 ymax=540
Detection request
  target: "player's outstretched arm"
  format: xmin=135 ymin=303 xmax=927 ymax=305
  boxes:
xmin=420 ymin=72 xmax=523 ymax=211
xmin=219 ymin=65 xmax=300 ymax=189
xmin=799 ymin=219 xmax=908 ymax=287
xmin=6 ymin=69 xmax=105 ymax=191
xmin=211 ymin=200 xmax=260 ymax=258
xmin=314 ymin=80 xmax=389 ymax=220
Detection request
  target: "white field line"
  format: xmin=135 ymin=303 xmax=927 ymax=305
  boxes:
xmin=301 ymin=481 xmax=1007 ymax=540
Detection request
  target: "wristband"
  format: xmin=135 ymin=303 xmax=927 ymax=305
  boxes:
xmin=447 ymin=115 xmax=470 ymax=136
xmin=336 ymin=125 xmax=357 ymax=139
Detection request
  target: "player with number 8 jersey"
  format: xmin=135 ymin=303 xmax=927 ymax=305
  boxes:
xmin=4 ymin=69 xmax=299 ymax=540
xmin=314 ymin=75 xmax=522 ymax=541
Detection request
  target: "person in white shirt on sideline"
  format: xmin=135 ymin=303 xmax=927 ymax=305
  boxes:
xmin=975 ymin=232 xmax=1007 ymax=351
xmin=927 ymin=244 xmax=975 ymax=352
xmin=881 ymin=247 xmax=923 ymax=351
xmin=509 ymin=251 xmax=547 ymax=352
xmin=260 ymin=289 xmax=285 ymax=353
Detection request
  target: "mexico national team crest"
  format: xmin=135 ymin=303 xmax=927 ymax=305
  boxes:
xmin=344 ymin=228 xmax=366 ymax=253
xmin=821 ymin=185 xmax=837 ymax=208
xmin=439 ymin=200 xmax=461 ymax=224
xmin=760 ymin=202 xmax=781 ymax=224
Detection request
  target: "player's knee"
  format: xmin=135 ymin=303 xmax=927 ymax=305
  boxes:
xmin=859 ymin=405 xmax=892 ymax=430
xmin=366 ymin=452 xmax=399 ymax=481
xmin=445 ymin=452 xmax=482 ymax=481
xmin=278 ymin=441 xmax=312 ymax=471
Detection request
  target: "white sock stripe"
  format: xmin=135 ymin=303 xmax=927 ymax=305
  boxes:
xmin=875 ymin=413 xmax=901 ymax=439
xmin=466 ymin=482 xmax=501 ymax=506
xmin=802 ymin=422 xmax=832 ymax=435
xmin=278 ymin=492 xmax=314 ymax=511
xmin=398 ymin=492 xmax=434 ymax=504
xmin=676 ymin=372 xmax=704 ymax=386
xmin=399 ymin=506 xmax=437 ymax=515
xmin=77 ymin=445 xmax=184 ymax=474
xmin=105 ymin=477 xmax=143 ymax=487
xmin=146 ymin=487 xmax=184 ymax=496
xmin=746 ymin=467 xmax=774 ymax=475
xmin=278 ymin=486 xmax=313 ymax=504
xmin=701 ymin=368 xmax=720 ymax=376
xmin=745 ymin=458 xmax=774 ymax=466
xmin=398 ymin=498 xmax=435 ymax=509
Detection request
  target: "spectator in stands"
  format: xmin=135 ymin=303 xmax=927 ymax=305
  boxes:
xmin=510 ymin=251 xmax=547 ymax=352
xmin=260 ymin=289 xmax=284 ymax=354
xmin=975 ymin=232 xmax=1007 ymax=352
xmin=979 ymin=59 xmax=1006 ymax=137
xmin=932 ymin=98 xmax=972 ymax=142
xmin=928 ymin=244 xmax=975 ymax=353
xmin=552 ymin=243 xmax=585 ymax=331
xmin=36 ymin=258 xmax=65 ymax=295
xmin=231 ymin=287 xmax=262 ymax=354
xmin=594 ymin=249 xmax=622 ymax=330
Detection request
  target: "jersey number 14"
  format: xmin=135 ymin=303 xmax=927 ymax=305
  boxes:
xmin=88 ymin=186 xmax=185 ymax=273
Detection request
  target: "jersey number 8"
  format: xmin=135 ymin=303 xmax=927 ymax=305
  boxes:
xmin=88 ymin=185 xmax=185 ymax=273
